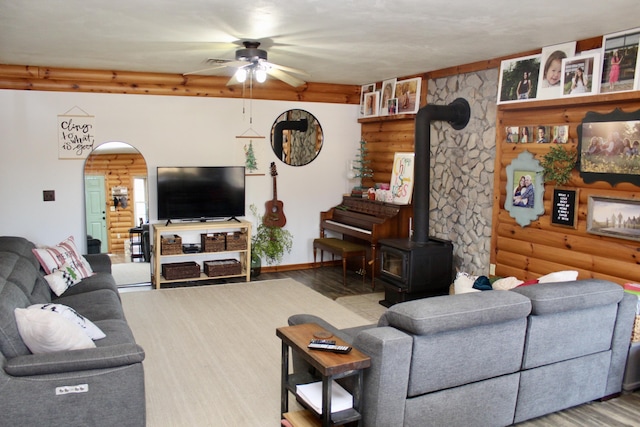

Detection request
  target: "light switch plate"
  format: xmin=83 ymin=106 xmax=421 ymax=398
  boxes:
xmin=43 ymin=190 xmax=55 ymax=201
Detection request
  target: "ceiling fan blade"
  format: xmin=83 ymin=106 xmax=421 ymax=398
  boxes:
xmin=226 ymin=73 xmax=244 ymax=87
xmin=267 ymin=68 xmax=306 ymax=87
xmin=183 ymin=64 xmax=230 ymax=76
xmin=268 ymin=62 xmax=310 ymax=77
xmin=183 ymin=60 xmax=250 ymax=76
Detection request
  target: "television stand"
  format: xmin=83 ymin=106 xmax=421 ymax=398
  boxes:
xmin=227 ymin=216 xmax=241 ymax=223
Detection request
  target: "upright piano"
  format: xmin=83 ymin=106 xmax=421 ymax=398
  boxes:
xmin=320 ymin=196 xmax=413 ymax=275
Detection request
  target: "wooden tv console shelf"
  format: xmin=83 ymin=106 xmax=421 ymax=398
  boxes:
xmin=152 ymin=220 xmax=252 ymax=289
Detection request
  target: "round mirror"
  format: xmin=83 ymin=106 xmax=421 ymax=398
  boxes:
xmin=84 ymin=142 xmax=150 ymax=286
xmin=271 ymin=109 xmax=323 ymax=166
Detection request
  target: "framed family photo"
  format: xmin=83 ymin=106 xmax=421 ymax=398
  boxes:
xmin=561 ymin=53 xmax=601 ymax=97
xmin=587 ymin=195 xmax=640 ymax=242
xmin=380 ymin=78 xmax=397 ymax=116
xmin=599 ymin=27 xmax=640 ymax=94
xmin=497 ymin=54 xmax=541 ymax=104
xmin=396 ymin=77 xmax=421 ymax=114
xmin=577 ymin=108 xmax=640 ymax=186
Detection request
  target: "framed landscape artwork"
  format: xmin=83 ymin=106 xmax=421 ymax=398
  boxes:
xmin=577 ymin=108 xmax=640 ymax=186
xmin=396 ymin=77 xmax=421 ymax=114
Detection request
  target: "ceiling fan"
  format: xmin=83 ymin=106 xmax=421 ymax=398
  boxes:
xmin=184 ymin=41 xmax=309 ymax=87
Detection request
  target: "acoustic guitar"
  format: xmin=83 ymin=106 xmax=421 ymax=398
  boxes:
xmin=263 ymin=162 xmax=287 ymax=227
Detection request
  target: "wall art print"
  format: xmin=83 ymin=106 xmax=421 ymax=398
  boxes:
xmin=497 ymin=54 xmax=541 ymax=104
xmin=587 ymin=195 xmax=640 ymax=242
xmin=599 ymin=27 xmax=640 ymax=94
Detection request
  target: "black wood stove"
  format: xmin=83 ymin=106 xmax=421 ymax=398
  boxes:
xmin=379 ymin=98 xmax=470 ymax=307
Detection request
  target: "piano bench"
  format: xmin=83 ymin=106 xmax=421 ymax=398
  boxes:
xmin=313 ymin=238 xmax=368 ymax=288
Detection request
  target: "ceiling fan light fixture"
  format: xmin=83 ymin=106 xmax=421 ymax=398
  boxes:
xmin=255 ymin=66 xmax=267 ymax=83
xmin=235 ymin=68 xmax=247 ymax=83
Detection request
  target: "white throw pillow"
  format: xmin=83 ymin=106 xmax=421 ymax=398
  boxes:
xmin=32 ymin=235 xmax=93 ymax=278
xmin=538 ymin=270 xmax=579 ymax=283
xmin=14 ymin=307 xmax=96 ymax=354
xmin=34 ymin=303 xmax=106 ymax=340
xmin=454 ymin=272 xmax=480 ymax=294
xmin=44 ymin=262 xmax=83 ymax=296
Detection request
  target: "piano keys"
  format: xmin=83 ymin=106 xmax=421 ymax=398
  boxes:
xmin=320 ymin=196 xmax=412 ymax=276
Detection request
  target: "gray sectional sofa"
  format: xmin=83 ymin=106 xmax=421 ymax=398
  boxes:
xmin=289 ymin=279 xmax=636 ymax=426
xmin=0 ymin=236 xmax=145 ymax=426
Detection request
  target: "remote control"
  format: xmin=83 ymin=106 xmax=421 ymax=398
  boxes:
xmin=307 ymin=343 xmax=352 ymax=354
xmin=310 ymin=339 xmax=336 ymax=345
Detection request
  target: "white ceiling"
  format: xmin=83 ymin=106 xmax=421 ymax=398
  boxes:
xmin=1 ymin=0 xmax=639 ymax=86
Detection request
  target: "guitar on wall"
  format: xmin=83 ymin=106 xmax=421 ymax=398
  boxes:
xmin=264 ymin=162 xmax=287 ymax=227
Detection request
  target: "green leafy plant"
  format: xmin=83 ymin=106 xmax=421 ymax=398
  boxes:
xmin=540 ymin=145 xmax=578 ymax=187
xmin=249 ymin=204 xmax=293 ymax=265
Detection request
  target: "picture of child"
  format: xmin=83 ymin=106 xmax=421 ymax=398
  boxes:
xmin=537 ymin=42 xmax=576 ymax=100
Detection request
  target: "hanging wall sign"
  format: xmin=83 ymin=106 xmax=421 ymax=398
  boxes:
xmin=58 ymin=107 xmax=96 ymax=159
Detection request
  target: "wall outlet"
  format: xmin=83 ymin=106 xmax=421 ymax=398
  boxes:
xmin=43 ymin=190 xmax=55 ymax=201
xmin=490 ymin=263 xmax=496 ymax=276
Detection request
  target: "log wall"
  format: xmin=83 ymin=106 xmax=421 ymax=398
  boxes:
xmin=84 ymin=153 xmax=148 ymax=254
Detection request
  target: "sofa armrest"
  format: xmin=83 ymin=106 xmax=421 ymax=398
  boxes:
xmin=353 ymin=327 xmax=413 ymax=427
xmin=83 ymin=253 xmax=112 ymax=274
xmin=4 ymin=343 xmax=145 ymax=376
xmin=605 ymin=292 xmax=637 ymax=395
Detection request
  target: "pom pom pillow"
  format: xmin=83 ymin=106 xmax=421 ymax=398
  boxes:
xmin=32 ymin=235 xmax=93 ymax=278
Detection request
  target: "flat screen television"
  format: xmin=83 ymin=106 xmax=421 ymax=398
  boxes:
xmin=157 ymin=166 xmax=245 ymax=221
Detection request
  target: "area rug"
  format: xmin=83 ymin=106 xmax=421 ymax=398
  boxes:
xmin=111 ymin=262 xmax=151 ymax=287
xmin=120 ymin=278 xmax=371 ymax=427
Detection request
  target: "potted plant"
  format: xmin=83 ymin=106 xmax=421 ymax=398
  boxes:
xmin=249 ymin=204 xmax=293 ymax=277
xmin=540 ymin=145 xmax=578 ymax=187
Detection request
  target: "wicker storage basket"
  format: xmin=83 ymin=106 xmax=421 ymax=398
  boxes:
xmin=162 ymin=261 xmax=200 ymax=280
xmin=226 ymin=231 xmax=248 ymax=251
xmin=161 ymin=234 xmax=182 ymax=255
xmin=204 ymin=259 xmax=242 ymax=277
xmin=201 ymin=233 xmax=225 ymax=252
xmin=633 ymin=315 xmax=640 ymax=343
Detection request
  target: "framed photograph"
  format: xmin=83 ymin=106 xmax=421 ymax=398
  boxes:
xmin=506 ymin=126 xmax=519 ymax=143
xmin=359 ymin=83 xmax=376 ymax=117
xmin=534 ymin=125 xmax=551 ymax=143
xmin=551 ymin=187 xmax=579 ymax=229
xmin=577 ymin=108 xmax=640 ymax=186
xmin=396 ymin=77 xmax=422 ymax=114
xmin=362 ymin=91 xmax=380 ymax=118
xmin=561 ymin=53 xmax=601 ymax=97
xmin=504 ymin=150 xmax=545 ymax=227
xmin=387 ymin=98 xmax=398 ymax=115
xmin=519 ymin=126 xmax=532 ymax=144
xmin=587 ymin=195 xmax=640 ymax=241
xmin=599 ymin=27 xmax=640 ymax=94
xmin=379 ymin=78 xmax=397 ymax=116
xmin=497 ymin=54 xmax=541 ymax=104
xmin=537 ymin=41 xmax=577 ymax=100
xmin=551 ymin=125 xmax=569 ymax=144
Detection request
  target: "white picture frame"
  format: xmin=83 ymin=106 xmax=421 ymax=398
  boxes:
xmin=395 ymin=77 xmax=422 ymax=114
xmin=599 ymin=27 xmax=640 ymax=94
xmin=560 ymin=53 xmax=601 ymax=97
xmin=362 ymin=91 xmax=380 ymax=118
xmin=359 ymin=83 xmax=376 ymax=117
xmin=379 ymin=78 xmax=397 ymax=116
xmin=497 ymin=54 xmax=541 ymax=104
xmin=537 ymin=41 xmax=577 ymax=100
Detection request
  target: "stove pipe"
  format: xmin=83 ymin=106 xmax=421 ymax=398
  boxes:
xmin=412 ymin=98 xmax=470 ymax=245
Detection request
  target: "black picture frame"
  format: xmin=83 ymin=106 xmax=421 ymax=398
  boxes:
xmin=551 ymin=187 xmax=578 ymax=229
xmin=577 ymin=108 xmax=640 ymax=186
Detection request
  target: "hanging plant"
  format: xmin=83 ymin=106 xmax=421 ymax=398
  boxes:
xmin=540 ymin=145 xmax=578 ymax=187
